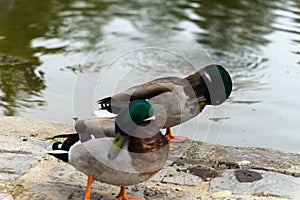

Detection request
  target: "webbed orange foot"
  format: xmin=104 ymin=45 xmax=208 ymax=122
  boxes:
xmin=169 ymin=143 xmax=178 ymax=150
xmin=165 ymin=128 xmax=188 ymax=142
xmin=117 ymin=186 xmax=143 ymax=200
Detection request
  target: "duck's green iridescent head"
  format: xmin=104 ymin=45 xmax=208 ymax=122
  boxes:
xmin=127 ymin=100 xmax=154 ymax=125
xmin=115 ymin=100 xmax=154 ymax=129
xmin=108 ymin=100 xmax=154 ymax=159
xmin=203 ymin=64 xmax=232 ymax=105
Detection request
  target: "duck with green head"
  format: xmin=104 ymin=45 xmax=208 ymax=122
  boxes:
xmin=98 ymin=64 xmax=232 ymax=143
xmin=47 ymin=100 xmax=169 ymax=200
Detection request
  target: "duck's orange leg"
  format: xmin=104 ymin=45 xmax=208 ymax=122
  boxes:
xmin=165 ymin=128 xmax=188 ymax=142
xmin=84 ymin=176 xmax=94 ymax=200
xmin=117 ymin=186 xmax=143 ymax=200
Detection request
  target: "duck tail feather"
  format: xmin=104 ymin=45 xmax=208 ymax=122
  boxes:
xmin=47 ymin=134 xmax=79 ymax=162
xmin=97 ymin=97 xmax=112 ymax=112
xmin=45 ymin=133 xmax=78 ymax=140
xmin=47 ymin=150 xmax=69 ymax=162
xmin=52 ymin=133 xmax=78 ymax=139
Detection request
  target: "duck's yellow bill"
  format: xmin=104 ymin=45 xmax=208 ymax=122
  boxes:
xmin=108 ymin=132 xmax=128 ymax=160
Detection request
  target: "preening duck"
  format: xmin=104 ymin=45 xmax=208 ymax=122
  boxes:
xmin=98 ymin=64 xmax=232 ymax=142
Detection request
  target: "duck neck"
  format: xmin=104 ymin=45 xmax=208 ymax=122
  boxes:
xmin=185 ymin=70 xmax=208 ymax=99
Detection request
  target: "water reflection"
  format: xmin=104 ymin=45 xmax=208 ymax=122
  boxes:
xmin=209 ymin=50 xmax=268 ymax=93
xmin=1 ymin=0 xmax=300 ymax=153
xmin=47 ymin=0 xmax=277 ymax=97
xmin=191 ymin=0 xmax=276 ymax=51
xmin=0 ymin=0 xmax=283 ymax=115
xmin=277 ymin=1 xmax=300 ymax=65
xmin=0 ymin=62 xmax=45 ymax=116
xmin=38 ymin=0 xmax=278 ymax=52
xmin=0 ymin=0 xmax=54 ymax=58
xmin=0 ymin=0 xmax=49 ymax=115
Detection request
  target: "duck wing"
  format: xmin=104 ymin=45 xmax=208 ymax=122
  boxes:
xmin=47 ymin=117 xmax=115 ymax=162
xmin=98 ymin=77 xmax=183 ymax=113
xmin=74 ymin=117 xmax=115 ymax=142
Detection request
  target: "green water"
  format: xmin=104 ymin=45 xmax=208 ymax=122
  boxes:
xmin=0 ymin=0 xmax=300 ymax=153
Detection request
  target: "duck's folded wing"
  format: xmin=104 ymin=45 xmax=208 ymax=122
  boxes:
xmin=75 ymin=118 xmax=116 ymax=141
xmin=98 ymin=77 xmax=181 ymax=113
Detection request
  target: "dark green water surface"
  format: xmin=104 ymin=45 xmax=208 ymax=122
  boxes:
xmin=0 ymin=0 xmax=300 ymax=153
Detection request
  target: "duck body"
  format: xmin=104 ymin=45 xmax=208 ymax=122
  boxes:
xmin=98 ymin=64 xmax=232 ymax=129
xmin=48 ymin=117 xmax=115 ymax=163
xmin=47 ymin=100 xmax=169 ymax=199
xmin=68 ymin=122 xmax=168 ymax=186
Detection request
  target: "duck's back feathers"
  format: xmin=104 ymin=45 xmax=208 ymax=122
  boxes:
xmin=98 ymin=77 xmax=181 ymax=113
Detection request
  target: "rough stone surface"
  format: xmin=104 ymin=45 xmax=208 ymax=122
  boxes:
xmin=161 ymin=167 xmax=200 ymax=186
xmin=47 ymin=164 xmax=110 ymax=190
xmin=213 ymin=197 xmax=286 ymax=200
xmin=129 ymin=185 xmax=196 ymax=200
xmin=0 ymin=193 xmax=13 ymax=200
xmin=0 ymin=134 xmax=49 ymax=181
xmin=151 ymin=163 xmax=201 ymax=186
xmin=210 ymin=169 xmax=300 ymax=199
xmin=0 ymin=116 xmax=74 ymax=139
xmin=179 ymin=142 xmax=300 ymax=177
xmin=0 ymin=153 xmax=38 ymax=181
xmin=0 ymin=117 xmax=299 ymax=200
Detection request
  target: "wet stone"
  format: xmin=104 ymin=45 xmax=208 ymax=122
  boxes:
xmin=210 ymin=169 xmax=300 ymax=199
xmin=180 ymin=141 xmax=300 ymax=177
xmin=190 ymin=166 xmax=221 ymax=181
xmin=234 ymin=170 xmax=262 ymax=182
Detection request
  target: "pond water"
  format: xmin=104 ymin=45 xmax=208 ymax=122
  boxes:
xmin=0 ymin=0 xmax=300 ymax=153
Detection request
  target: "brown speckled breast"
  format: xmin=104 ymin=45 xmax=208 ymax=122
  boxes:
xmin=128 ymin=130 xmax=169 ymax=174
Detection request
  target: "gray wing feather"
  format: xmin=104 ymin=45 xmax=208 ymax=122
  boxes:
xmin=74 ymin=118 xmax=115 ymax=142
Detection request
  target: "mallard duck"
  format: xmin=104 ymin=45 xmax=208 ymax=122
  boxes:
xmin=98 ymin=64 xmax=232 ymax=142
xmin=47 ymin=100 xmax=169 ymax=200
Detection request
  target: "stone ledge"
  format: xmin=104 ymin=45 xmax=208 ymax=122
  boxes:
xmin=0 ymin=117 xmax=299 ymax=200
